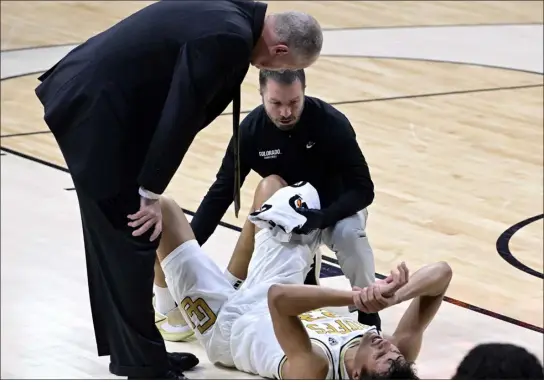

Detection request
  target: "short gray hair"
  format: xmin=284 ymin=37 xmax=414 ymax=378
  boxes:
xmin=272 ymin=11 xmax=323 ymax=63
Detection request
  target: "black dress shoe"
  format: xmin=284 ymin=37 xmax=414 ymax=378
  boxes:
xmin=128 ymin=370 xmax=187 ymax=380
xmin=358 ymin=311 xmax=382 ymax=332
xmin=168 ymin=352 xmax=199 ymax=371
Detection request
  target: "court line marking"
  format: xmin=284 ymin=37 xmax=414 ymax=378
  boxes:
xmin=2 ymin=21 xmax=543 ymax=53
xmin=1 ymin=130 xmax=52 ymax=139
xmin=318 ymin=22 xmax=544 ymax=32
xmin=325 ymin=54 xmax=544 ymax=76
xmin=1 ymin=145 xmax=542 ymax=334
xmin=496 ymin=214 xmax=544 ymax=279
xmin=3 ymin=22 xmax=543 ymax=53
xmin=2 ymin=74 xmax=541 ymax=139
xmin=2 ymin=46 xmax=541 ymax=80
xmin=3 ymin=23 xmax=543 ymax=80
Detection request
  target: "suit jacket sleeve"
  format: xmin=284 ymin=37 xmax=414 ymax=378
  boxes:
xmin=190 ymin=128 xmax=251 ymax=245
xmin=321 ymin=114 xmax=375 ymax=228
xmin=137 ymin=33 xmax=251 ymax=195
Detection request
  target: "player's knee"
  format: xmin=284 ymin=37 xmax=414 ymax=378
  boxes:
xmin=157 ymin=196 xmax=195 ymax=261
xmin=259 ymin=175 xmax=288 ymax=190
xmin=159 ymin=196 xmax=180 ymax=227
xmin=437 ymin=261 xmax=453 ymax=284
xmin=267 ymin=284 xmax=284 ymax=307
xmin=252 ymin=175 xmax=287 ymax=209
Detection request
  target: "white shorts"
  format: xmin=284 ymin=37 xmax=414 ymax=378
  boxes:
xmin=162 ymin=228 xmax=318 ymax=376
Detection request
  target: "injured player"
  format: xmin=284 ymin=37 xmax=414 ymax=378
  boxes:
xmin=155 ymin=175 xmax=452 ymax=379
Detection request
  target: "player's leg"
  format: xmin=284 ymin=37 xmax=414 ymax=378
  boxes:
xmin=154 ymin=257 xmax=175 ymax=313
xmin=321 ymin=209 xmax=381 ymax=330
xmin=153 ymin=256 xmax=194 ymax=342
xmin=240 ymin=177 xmax=318 ymax=290
xmin=224 ymin=219 xmax=256 ymax=286
xmin=225 ymin=175 xmax=288 ymax=287
xmin=156 ymin=196 xmax=234 ymax=343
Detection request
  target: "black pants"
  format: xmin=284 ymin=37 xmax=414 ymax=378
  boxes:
xmin=75 ymin=185 xmax=169 ymax=378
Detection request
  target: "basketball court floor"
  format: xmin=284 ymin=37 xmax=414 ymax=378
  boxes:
xmin=1 ymin=1 xmax=543 ymax=379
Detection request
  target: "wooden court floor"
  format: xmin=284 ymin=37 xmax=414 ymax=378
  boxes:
xmin=1 ymin=0 xmax=543 ymax=379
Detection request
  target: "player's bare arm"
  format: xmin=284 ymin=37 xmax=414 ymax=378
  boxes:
xmin=267 ymin=285 xmax=356 ymax=378
xmin=356 ymin=261 xmax=453 ymax=362
xmin=389 ymin=261 xmax=452 ymax=361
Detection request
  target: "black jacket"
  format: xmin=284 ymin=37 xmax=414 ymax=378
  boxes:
xmin=191 ymin=96 xmax=375 ymax=245
xmin=35 ymin=0 xmax=266 ymax=199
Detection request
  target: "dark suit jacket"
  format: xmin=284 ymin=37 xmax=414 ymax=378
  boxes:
xmin=35 ymin=0 xmax=266 ymax=199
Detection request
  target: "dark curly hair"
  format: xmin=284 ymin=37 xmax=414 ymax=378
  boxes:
xmin=452 ymin=343 xmax=544 ymax=379
xmin=359 ymin=358 xmax=418 ymax=379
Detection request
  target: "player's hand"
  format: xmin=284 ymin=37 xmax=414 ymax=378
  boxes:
xmin=378 ymin=262 xmax=409 ymax=297
xmin=127 ymin=196 xmax=162 ymax=241
xmin=352 ymin=285 xmax=398 ymax=313
xmin=295 ymin=207 xmax=325 ymax=233
xmin=352 ymin=262 xmax=409 ymax=313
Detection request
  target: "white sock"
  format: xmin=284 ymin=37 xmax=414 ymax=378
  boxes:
xmin=224 ymin=269 xmax=244 ymax=290
xmin=153 ymin=284 xmax=176 ymax=315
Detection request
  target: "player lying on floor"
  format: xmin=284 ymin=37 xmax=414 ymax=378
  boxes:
xmin=153 ymin=175 xmax=452 ymax=379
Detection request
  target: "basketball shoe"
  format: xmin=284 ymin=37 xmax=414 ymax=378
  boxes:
xmin=153 ymin=296 xmax=195 ymax=342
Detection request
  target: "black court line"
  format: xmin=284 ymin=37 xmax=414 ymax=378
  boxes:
xmin=225 ymin=83 xmax=544 ymax=112
xmin=496 ymin=214 xmax=544 ymax=280
xmin=2 ymin=144 xmax=541 ymax=334
xmin=1 ymin=130 xmax=53 ymax=139
xmin=2 ymin=83 xmax=542 ymax=139
xmin=4 ymin=40 xmax=543 ymax=77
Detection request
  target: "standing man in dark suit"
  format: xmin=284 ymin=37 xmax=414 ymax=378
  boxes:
xmin=34 ymin=1 xmax=323 ymax=379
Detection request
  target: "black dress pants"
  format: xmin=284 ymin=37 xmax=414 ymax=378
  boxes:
xmin=75 ymin=185 xmax=169 ymax=378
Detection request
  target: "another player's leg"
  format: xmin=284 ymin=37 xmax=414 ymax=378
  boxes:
xmin=321 ymin=209 xmax=381 ymax=330
xmin=153 ymin=256 xmax=194 ymax=342
xmin=224 ymin=175 xmax=288 ymax=288
xmin=224 ymin=218 xmax=256 ymax=288
xmin=156 ymin=197 xmax=235 ymax=353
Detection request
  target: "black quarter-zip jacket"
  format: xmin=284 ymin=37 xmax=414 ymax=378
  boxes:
xmin=191 ymin=96 xmax=375 ymax=245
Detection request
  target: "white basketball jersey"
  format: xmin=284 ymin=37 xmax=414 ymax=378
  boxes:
xmin=277 ymin=308 xmax=379 ymax=380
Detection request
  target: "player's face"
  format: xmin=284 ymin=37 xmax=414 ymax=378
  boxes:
xmin=352 ymin=331 xmax=405 ymax=378
xmin=261 ymin=79 xmax=305 ymax=131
